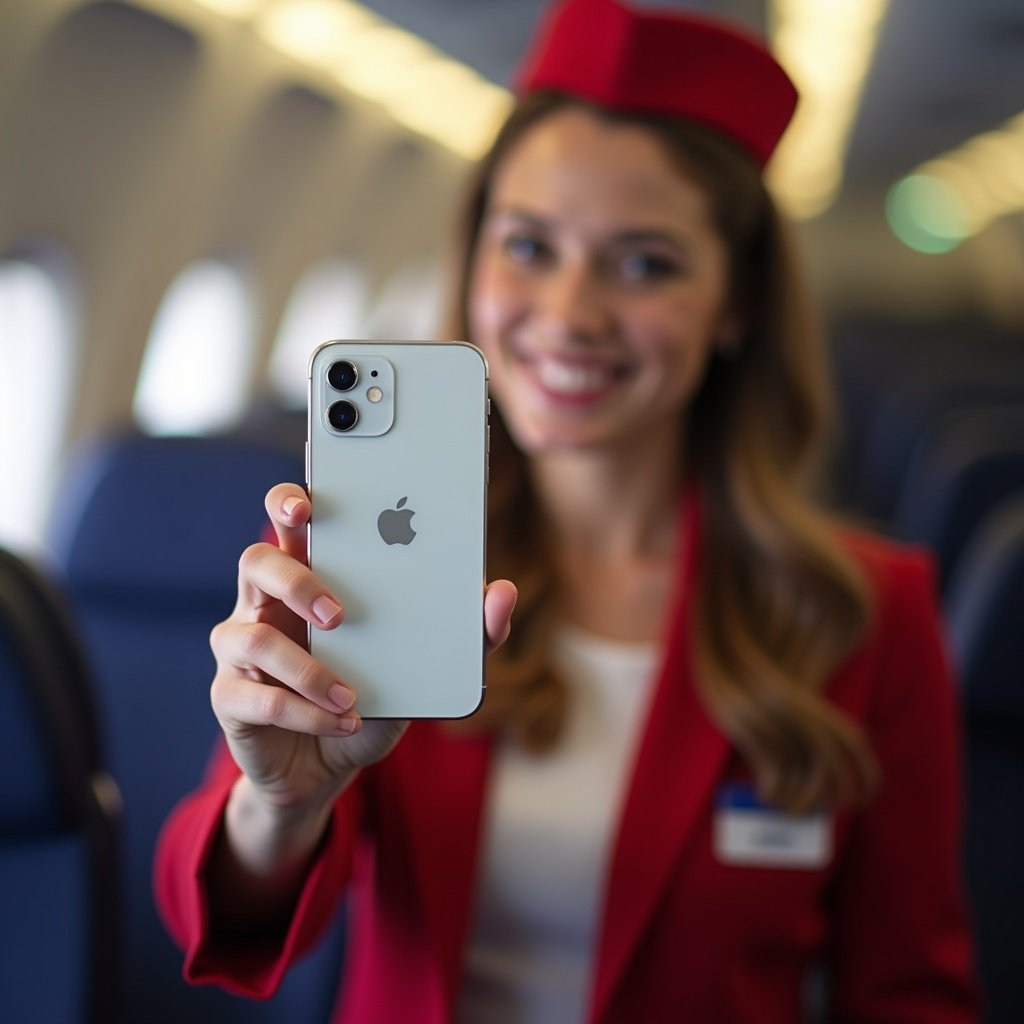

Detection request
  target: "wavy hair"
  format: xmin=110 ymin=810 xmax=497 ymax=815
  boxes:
xmin=444 ymin=93 xmax=877 ymax=813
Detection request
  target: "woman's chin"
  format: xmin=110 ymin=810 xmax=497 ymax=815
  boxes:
xmin=503 ymin=415 xmax=614 ymax=456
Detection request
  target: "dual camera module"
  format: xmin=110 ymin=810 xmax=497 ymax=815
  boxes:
xmin=327 ymin=360 xmax=363 ymax=431
xmin=322 ymin=352 xmax=392 ymax=437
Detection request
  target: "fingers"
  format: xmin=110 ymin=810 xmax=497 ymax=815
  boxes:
xmin=484 ymin=578 xmax=517 ymax=653
xmin=237 ymin=542 xmax=344 ymax=628
xmin=211 ymin=619 xmax=361 ymax=733
xmin=212 ymin=576 xmax=514 ymax=742
xmin=214 ymin=670 xmax=361 ymax=738
xmin=266 ymin=482 xmax=310 ymax=564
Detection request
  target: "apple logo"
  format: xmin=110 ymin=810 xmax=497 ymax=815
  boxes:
xmin=377 ymin=496 xmax=417 ymax=545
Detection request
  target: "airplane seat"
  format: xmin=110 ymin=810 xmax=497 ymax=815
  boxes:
xmin=854 ymin=370 xmax=1024 ymax=525
xmin=827 ymin=326 xmax=1024 ymax=524
xmin=944 ymin=494 xmax=1024 ymax=1024
xmin=826 ymin=324 xmax=939 ymax=517
xmin=0 ymin=546 xmax=120 ymax=1024
xmin=46 ymin=432 xmax=347 ymax=1024
xmin=233 ymin=393 xmax=307 ymax=464
xmin=888 ymin=405 xmax=1024 ymax=590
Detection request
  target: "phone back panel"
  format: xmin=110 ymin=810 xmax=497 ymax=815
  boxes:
xmin=307 ymin=340 xmax=488 ymax=718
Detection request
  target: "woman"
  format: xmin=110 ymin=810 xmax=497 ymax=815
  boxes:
xmin=155 ymin=1 xmax=979 ymax=1021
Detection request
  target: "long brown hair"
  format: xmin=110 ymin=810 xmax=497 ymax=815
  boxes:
xmin=446 ymin=93 xmax=877 ymax=813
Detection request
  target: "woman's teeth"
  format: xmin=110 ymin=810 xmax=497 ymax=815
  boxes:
xmin=534 ymin=357 xmax=613 ymax=395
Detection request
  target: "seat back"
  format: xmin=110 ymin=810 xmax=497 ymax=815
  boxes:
xmin=945 ymin=495 xmax=1024 ymax=1024
xmin=0 ymin=546 xmax=120 ymax=1024
xmin=890 ymin=405 xmax=1024 ymax=589
xmin=48 ymin=433 xmax=346 ymax=1024
xmin=827 ymin=323 xmax=1024 ymax=523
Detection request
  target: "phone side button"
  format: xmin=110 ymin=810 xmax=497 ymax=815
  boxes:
xmin=305 ymin=441 xmax=310 ymax=486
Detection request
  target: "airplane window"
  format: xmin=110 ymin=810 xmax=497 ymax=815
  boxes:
xmin=0 ymin=255 xmax=72 ymax=553
xmin=133 ymin=260 xmax=253 ymax=435
xmin=364 ymin=261 xmax=445 ymax=341
xmin=268 ymin=259 xmax=370 ymax=409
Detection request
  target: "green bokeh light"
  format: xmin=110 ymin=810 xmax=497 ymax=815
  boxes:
xmin=886 ymin=174 xmax=969 ymax=254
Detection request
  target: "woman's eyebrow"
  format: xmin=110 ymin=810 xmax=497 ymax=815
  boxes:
xmin=489 ymin=211 xmax=686 ymax=243
xmin=485 ymin=209 xmax=694 ymax=256
xmin=486 ymin=206 xmax=552 ymax=228
xmin=610 ymin=228 xmax=690 ymax=251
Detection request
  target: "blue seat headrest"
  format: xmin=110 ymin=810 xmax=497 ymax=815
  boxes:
xmin=48 ymin=434 xmax=303 ymax=604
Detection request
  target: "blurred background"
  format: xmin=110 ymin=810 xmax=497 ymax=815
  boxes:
xmin=0 ymin=1 xmax=1022 ymax=1022
xmin=2 ymin=0 xmax=1023 ymax=552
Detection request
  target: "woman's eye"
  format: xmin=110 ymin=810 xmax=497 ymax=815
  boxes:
xmin=615 ymin=252 xmax=678 ymax=283
xmin=502 ymin=234 xmax=550 ymax=266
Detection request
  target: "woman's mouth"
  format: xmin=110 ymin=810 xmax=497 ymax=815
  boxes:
xmin=520 ymin=353 xmax=628 ymax=404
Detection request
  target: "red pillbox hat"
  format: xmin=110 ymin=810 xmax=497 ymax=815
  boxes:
xmin=515 ymin=0 xmax=798 ymax=167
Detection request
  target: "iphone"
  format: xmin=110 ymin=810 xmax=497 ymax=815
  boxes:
xmin=306 ymin=340 xmax=489 ymax=718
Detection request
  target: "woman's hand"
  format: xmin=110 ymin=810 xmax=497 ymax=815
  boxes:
xmin=209 ymin=482 xmax=516 ymax=819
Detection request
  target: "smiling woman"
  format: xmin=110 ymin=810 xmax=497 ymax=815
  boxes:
xmin=454 ymin=89 xmax=878 ymax=811
xmin=468 ymin=107 xmax=732 ymax=456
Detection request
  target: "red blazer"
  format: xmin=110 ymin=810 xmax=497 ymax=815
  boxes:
xmin=155 ymin=516 xmax=979 ymax=1023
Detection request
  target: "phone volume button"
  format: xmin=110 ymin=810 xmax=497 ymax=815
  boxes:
xmin=305 ymin=441 xmax=310 ymax=485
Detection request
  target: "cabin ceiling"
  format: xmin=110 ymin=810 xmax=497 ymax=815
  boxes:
xmin=359 ymin=0 xmax=1024 ymax=200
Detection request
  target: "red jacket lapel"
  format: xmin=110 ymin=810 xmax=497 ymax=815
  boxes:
xmin=589 ymin=488 xmax=731 ymax=1021
xmin=389 ymin=489 xmax=729 ymax=1022
xmin=388 ymin=723 xmax=493 ymax=1011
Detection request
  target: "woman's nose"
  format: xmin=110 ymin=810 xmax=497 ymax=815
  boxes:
xmin=534 ymin=261 xmax=611 ymax=342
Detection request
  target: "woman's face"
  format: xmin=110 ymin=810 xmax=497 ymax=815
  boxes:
xmin=469 ymin=106 xmax=735 ymax=456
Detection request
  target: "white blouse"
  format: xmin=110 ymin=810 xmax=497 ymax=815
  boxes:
xmin=455 ymin=626 xmax=658 ymax=1024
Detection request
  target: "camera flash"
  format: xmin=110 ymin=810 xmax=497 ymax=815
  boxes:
xmin=367 ymin=386 xmax=384 ymax=403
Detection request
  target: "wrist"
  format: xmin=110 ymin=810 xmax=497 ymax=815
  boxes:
xmin=224 ymin=774 xmax=346 ymax=878
xmin=208 ymin=774 xmax=352 ymax=937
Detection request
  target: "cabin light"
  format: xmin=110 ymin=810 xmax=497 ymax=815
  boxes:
xmin=334 ymin=27 xmax=438 ymax=104
xmin=257 ymin=0 xmax=375 ymax=67
xmin=889 ymin=112 xmax=1024 ymax=252
xmin=394 ymin=79 xmax=511 ymax=161
xmin=768 ymin=0 xmax=891 ymax=219
xmin=346 ymin=52 xmax=476 ymax=109
xmin=350 ymin=58 xmax=508 ymax=161
xmin=330 ymin=28 xmax=509 ymax=159
xmin=192 ymin=0 xmax=265 ymax=18
xmin=886 ymin=175 xmax=969 ymax=255
xmin=245 ymin=0 xmax=512 ymax=161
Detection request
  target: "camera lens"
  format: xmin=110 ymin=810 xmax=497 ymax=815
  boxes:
xmin=327 ymin=360 xmax=358 ymax=391
xmin=327 ymin=400 xmax=359 ymax=431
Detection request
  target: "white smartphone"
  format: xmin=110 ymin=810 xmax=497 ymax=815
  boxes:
xmin=306 ymin=340 xmax=489 ymax=718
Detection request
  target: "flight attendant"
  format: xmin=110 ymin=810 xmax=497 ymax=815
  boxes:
xmin=156 ymin=1 xmax=980 ymax=1020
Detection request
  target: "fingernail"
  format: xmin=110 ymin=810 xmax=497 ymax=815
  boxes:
xmin=338 ymin=715 xmax=360 ymax=735
xmin=282 ymin=496 xmax=304 ymax=517
xmin=328 ymin=683 xmax=356 ymax=712
xmin=312 ymin=596 xmax=342 ymax=625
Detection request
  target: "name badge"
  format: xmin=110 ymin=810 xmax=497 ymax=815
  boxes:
xmin=714 ymin=783 xmax=831 ymax=869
